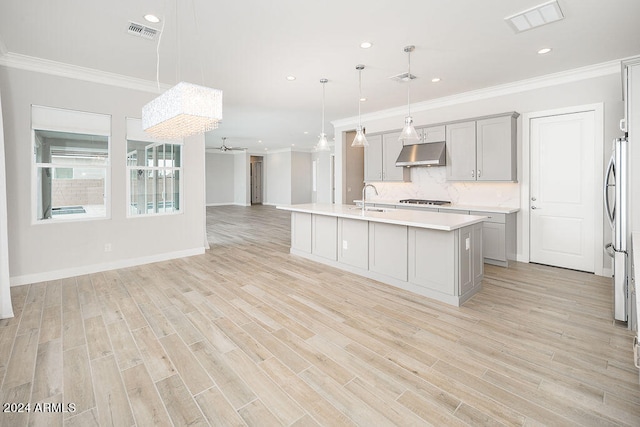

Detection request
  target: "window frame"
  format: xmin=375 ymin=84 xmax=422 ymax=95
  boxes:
xmin=31 ymin=105 xmax=112 ymax=224
xmin=125 ymin=118 xmax=184 ymax=218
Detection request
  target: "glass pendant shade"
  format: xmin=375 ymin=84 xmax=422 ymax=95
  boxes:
xmin=351 ymin=64 xmax=369 ymax=147
xmin=316 ymin=133 xmax=330 ymax=151
xmin=351 ymin=126 xmax=368 ymax=147
xmin=316 ymin=78 xmax=331 ymax=152
xmin=142 ymin=82 xmax=223 ymax=140
xmin=399 ymin=116 xmax=421 ymax=143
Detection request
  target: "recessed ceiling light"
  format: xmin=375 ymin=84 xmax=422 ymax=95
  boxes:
xmin=359 ymin=97 xmax=367 ymax=102
xmin=360 ymin=41 xmax=372 ymax=49
xmin=304 ymin=131 xmax=308 ymax=134
xmin=286 ymin=75 xmax=296 ymax=81
xmin=258 ymin=140 xmax=262 ymax=143
xmin=431 ymin=77 xmax=441 ymax=83
xmin=537 ymin=47 xmax=552 ymax=54
xmin=144 ymin=14 xmax=160 ymax=24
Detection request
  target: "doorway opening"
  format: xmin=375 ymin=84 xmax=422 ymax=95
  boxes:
xmin=250 ymin=156 xmax=263 ymax=205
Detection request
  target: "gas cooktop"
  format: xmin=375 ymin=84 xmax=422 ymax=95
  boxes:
xmin=399 ymin=199 xmax=451 ymax=206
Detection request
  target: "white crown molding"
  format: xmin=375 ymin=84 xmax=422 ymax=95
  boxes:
xmin=0 ymin=52 xmax=169 ymax=94
xmin=332 ymin=59 xmax=622 ymax=129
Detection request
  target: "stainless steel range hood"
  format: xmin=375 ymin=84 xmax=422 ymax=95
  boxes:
xmin=395 ymin=141 xmax=446 ymax=167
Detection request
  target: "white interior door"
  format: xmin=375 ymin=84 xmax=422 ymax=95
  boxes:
xmin=530 ymin=111 xmax=596 ymax=272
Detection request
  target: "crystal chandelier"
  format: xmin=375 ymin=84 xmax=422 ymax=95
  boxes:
xmin=316 ymin=78 xmax=331 ymax=151
xmin=351 ymin=64 xmax=368 ymax=147
xmin=399 ymin=45 xmax=420 ymax=144
xmin=142 ymin=82 xmax=223 ymax=140
xmin=141 ymin=1 xmax=223 ymax=140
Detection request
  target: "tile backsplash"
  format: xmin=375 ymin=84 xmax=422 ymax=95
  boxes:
xmin=367 ymin=166 xmax=520 ymax=207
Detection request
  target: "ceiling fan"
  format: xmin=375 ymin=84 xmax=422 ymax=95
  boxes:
xmin=213 ymin=137 xmax=247 ymax=152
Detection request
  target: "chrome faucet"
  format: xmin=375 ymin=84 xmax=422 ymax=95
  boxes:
xmin=362 ymin=183 xmax=378 ymax=214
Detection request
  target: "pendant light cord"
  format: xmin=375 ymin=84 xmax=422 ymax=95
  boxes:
xmin=154 ymin=0 xmax=168 ymax=91
xmin=407 ymin=49 xmax=411 ymax=117
xmin=358 ymin=70 xmax=362 ymax=127
xmin=321 ymin=80 xmax=326 ymax=134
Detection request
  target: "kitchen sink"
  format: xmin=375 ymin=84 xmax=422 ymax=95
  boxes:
xmin=349 ymin=206 xmax=395 ymax=213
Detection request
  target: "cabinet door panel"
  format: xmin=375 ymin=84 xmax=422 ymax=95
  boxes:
xmin=446 ymin=121 xmax=476 ymax=181
xmin=338 ymin=218 xmax=368 ymax=269
xmin=364 ymin=135 xmax=383 ymax=182
xmin=369 ymin=222 xmax=407 ymax=280
xmin=476 ymin=115 xmax=516 ymax=181
xmin=422 ymin=125 xmax=446 ymax=143
xmin=482 ymin=222 xmax=506 ymax=261
xmin=312 ymin=215 xmax=337 ymax=260
xmin=291 ymin=212 xmax=312 ymax=253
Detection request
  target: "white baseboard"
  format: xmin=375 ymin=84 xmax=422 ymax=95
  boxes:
xmin=206 ymin=202 xmax=234 ymax=206
xmin=10 ymin=247 xmax=206 ymax=287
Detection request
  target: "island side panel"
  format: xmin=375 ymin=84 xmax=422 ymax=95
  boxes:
xmin=368 ymin=222 xmax=408 ymax=281
xmin=291 ymin=212 xmax=312 ymax=253
xmin=338 ymin=218 xmax=369 ymax=269
xmin=408 ymin=227 xmax=457 ymax=296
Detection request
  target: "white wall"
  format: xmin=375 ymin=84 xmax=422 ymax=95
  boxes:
xmin=0 ymin=67 xmax=207 ymax=285
xmin=233 ymin=152 xmax=250 ymax=206
xmin=311 ymin=151 xmax=332 ymax=204
xmin=0 ymin=88 xmax=13 ymax=318
xmin=292 ymin=151 xmax=312 ymax=204
xmin=205 ymin=151 xmax=235 ymax=205
xmin=334 ymin=68 xmax=624 ymax=271
xmin=265 ymin=150 xmax=292 ymax=205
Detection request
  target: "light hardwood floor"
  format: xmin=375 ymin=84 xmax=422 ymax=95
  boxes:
xmin=1 ymin=205 xmax=639 ymax=426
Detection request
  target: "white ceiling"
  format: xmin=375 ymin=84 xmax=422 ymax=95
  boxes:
xmin=1 ymin=0 xmax=639 ymax=151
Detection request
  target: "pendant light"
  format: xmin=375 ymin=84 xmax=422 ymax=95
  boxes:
xmin=351 ymin=65 xmax=368 ymax=147
xmin=316 ymin=78 xmax=331 ymax=151
xmin=141 ymin=0 xmax=223 ymax=140
xmin=399 ymin=45 xmax=420 ymax=144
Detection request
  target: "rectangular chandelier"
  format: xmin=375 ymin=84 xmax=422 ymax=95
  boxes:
xmin=142 ymin=81 xmax=223 ymax=140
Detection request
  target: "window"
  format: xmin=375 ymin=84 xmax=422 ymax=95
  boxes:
xmin=126 ymin=118 xmax=182 ymax=216
xmin=32 ymin=106 xmax=111 ymax=221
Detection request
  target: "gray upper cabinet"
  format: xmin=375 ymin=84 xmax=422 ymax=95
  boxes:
xmin=445 ymin=121 xmax=477 ymax=181
xmin=446 ymin=112 xmax=518 ymax=182
xmin=364 ymin=132 xmax=410 ymax=182
xmin=476 ymin=114 xmax=517 ymax=181
xmin=421 ymin=125 xmax=446 ymax=144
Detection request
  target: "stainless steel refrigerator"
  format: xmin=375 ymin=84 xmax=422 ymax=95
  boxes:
xmin=604 ymin=136 xmax=630 ymax=324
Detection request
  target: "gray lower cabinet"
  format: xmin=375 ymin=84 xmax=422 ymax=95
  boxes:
xmin=291 ymin=212 xmax=312 ymax=253
xmin=369 ymin=222 xmax=408 ymax=281
xmin=470 ymin=211 xmax=516 ymax=267
xmin=311 ymin=214 xmax=337 ymax=260
xmin=338 ymin=218 xmax=368 ymax=269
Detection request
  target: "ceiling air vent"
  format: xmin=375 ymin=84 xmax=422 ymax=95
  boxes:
xmin=505 ymin=0 xmax=564 ymax=33
xmin=127 ymin=22 xmax=159 ymax=40
xmin=389 ymin=72 xmax=417 ymax=83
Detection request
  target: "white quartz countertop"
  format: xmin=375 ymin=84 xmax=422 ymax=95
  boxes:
xmin=277 ymin=203 xmax=487 ymax=231
xmin=353 ymin=199 xmax=519 ymax=214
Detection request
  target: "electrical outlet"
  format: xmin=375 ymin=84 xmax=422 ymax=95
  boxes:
xmin=104 ymin=243 xmax=112 ymax=252
xmin=343 ymin=240 xmax=348 ymax=250
xmin=465 ymin=238 xmax=470 ymax=250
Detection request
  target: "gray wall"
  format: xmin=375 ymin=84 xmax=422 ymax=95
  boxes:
xmin=205 ymin=151 xmax=235 ymax=205
xmin=0 ymin=67 xmax=207 ymax=284
xmin=234 ymin=152 xmax=251 ymax=206
xmin=265 ymin=150 xmax=292 ymax=205
xmin=292 ymin=151 xmax=312 ymax=204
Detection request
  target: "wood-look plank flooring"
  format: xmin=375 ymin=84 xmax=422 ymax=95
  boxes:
xmin=1 ymin=204 xmax=639 ymax=426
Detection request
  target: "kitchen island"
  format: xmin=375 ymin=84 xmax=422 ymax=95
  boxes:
xmin=277 ymin=203 xmax=486 ymax=306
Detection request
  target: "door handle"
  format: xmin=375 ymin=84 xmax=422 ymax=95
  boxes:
xmin=531 ymin=197 xmax=536 ymax=201
xmin=477 ymin=170 xmax=481 ymax=178
xmin=471 ymin=170 xmax=475 ymax=178
xmin=531 ymin=206 xmax=539 ymax=210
